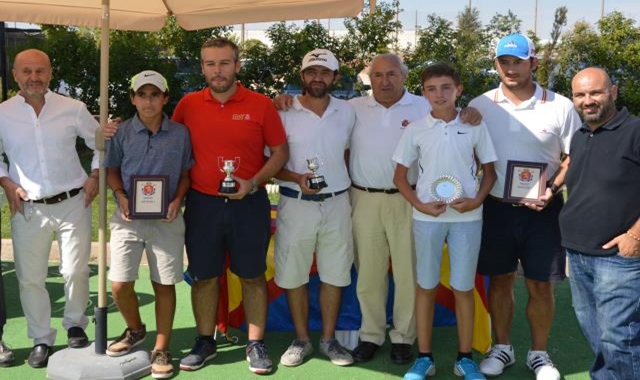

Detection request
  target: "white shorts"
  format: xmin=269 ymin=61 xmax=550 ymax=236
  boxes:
xmin=274 ymin=192 xmax=354 ymax=289
xmin=108 ymin=210 xmax=185 ymax=285
xmin=413 ymin=219 xmax=482 ymax=291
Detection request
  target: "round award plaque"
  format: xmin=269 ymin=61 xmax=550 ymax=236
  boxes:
xmin=430 ymin=175 xmax=463 ymax=203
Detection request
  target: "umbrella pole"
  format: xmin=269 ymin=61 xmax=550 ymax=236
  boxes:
xmin=95 ymin=0 xmax=110 ymax=355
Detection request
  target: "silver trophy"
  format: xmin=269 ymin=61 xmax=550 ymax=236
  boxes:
xmin=306 ymin=156 xmax=327 ymax=189
xmin=218 ymin=157 xmax=240 ymax=194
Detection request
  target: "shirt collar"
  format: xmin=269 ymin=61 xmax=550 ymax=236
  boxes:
xmin=581 ymin=107 xmax=630 ymax=132
xmin=426 ymin=111 xmax=461 ymax=127
xmin=494 ymin=82 xmax=546 ymax=107
xmin=17 ymin=89 xmax=52 ymax=103
xmin=202 ymin=82 xmax=247 ymax=104
xmin=292 ymin=94 xmax=339 ymax=115
xmin=366 ymin=88 xmax=413 ymax=108
xmin=131 ymin=113 xmax=170 ymax=133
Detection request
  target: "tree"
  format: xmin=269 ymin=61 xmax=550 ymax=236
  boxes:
xmin=37 ymin=26 xmax=100 ymax=113
xmin=248 ymin=21 xmax=340 ymax=96
xmin=454 ymin=6 xmax=494 ymax=104
xmin=342 ymin=0 xmax=402 ymax=74
xmin=485 ymin=10 xmax=522 ymax=43
xmin=554 ymin=12 xmax=640 ymax=113
xmin=536 ymin=6 xmax=568 ymax=88
xmin=404 ymin=14 xmax=456 ymax=93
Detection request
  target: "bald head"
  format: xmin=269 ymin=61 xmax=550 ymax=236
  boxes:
xmin=571 ymin=67 xmax=618 ymax=130
xmin=572 ymin=67 xmax=612 ymax=90
xmin=14 ymin=49 xmax=51 ymax=69
xmin=12 ymin=49 xmax=52 ymax=99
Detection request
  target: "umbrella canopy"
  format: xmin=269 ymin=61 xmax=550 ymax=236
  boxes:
xmin=0 ymin=0 xmax=364 ymax=31
xmin=1 ymin=0 xmax=365 ymax=356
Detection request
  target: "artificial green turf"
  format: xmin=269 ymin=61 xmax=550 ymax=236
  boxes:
xmin=0 ymin=261 xmax=592 ymax=379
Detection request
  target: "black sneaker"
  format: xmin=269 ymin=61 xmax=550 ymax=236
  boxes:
xmin=179 ymin=336 xmax=217 ymax=371
xmin=246 ymin=341 xmax=272 ymax=374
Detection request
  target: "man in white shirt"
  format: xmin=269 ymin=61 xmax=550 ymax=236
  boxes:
xmin=0 ymin=49 xmax=99 ymax=368
xmin=468 ymin=34 xmax=581 ymax=380
xmin=274 ymin=49 xmax=355 ymax=368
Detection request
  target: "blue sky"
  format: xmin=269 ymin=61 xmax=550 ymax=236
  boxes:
xmin=395 ymin=0 xmax=639 ymax=39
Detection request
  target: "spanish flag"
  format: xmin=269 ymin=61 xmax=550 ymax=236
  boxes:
xmin=214 ymin=206 xmax=492 ymax=353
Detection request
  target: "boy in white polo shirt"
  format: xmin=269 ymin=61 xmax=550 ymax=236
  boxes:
xmin=393 ymin=63 xmax=497 ymax=380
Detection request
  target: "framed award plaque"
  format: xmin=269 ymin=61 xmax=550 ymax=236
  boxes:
xmin=129 ymin=175 xmax=169 ymax=219
xmin=503 ymin=160 xmax=548 ymax=205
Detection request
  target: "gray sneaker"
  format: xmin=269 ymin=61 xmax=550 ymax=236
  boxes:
xmin=319 ymin=338 xmax=353 ymax=366
xmin=180 ymin=336 xmax=217 ymax=371
xmin=0 ymin=341 xmax=15 ymax=367
xmin=246 ymin=341 xmax=273 ymax=374
xmin=280 ymin=339 xmax=313 ymax=367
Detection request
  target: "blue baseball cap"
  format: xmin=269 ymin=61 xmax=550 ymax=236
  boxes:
xmin=495 ymin=34 xmax=536 ymax=59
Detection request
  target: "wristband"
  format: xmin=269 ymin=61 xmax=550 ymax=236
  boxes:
xmin=549 ymin=183 xmax=560 ymax=195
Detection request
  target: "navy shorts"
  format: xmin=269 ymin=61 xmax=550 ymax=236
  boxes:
xmin=478 ymin=196 xmax=566 ymax=281
xmin=184 ymin=188 xmax=271 ymax=280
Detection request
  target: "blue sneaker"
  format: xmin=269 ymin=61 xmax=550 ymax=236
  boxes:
xmin=454 ymin=358 xmax=486 ymax=380
xmin=404 ymin=357 xmax=436 ymax=380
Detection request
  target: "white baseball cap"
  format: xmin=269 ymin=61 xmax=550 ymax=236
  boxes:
xmin=130 ymin=70 xmax=169 ymax=92
xmin=300 ymin=49 xmax=339 ymax=72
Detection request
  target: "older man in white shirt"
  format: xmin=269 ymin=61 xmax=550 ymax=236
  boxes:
xmin=0 ymin=48 xmax=99 ymax=368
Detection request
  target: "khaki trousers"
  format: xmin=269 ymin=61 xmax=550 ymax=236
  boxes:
xmin=351 ymin=188 xmax=416 ymax=345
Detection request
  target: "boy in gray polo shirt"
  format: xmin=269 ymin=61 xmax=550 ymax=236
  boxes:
xmin=104 ymin=70 xmax=193 ymax=379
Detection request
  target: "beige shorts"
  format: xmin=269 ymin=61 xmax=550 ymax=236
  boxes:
xmin=274 ymin=192 xmax=354 ymax=289
xmin=108 ymin=210 xmax=185 ymax=285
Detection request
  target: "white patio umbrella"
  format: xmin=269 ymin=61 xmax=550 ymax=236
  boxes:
xmin=0 ymin=0 xmax=364 ymax=359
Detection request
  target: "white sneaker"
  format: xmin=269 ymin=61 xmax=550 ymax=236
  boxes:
xmin=526 ymin=350 xmax=560 ymax=380
xmin=479 ymin=344 xmax=515 ymax=376
xmin=280 ymin=339 xmax=313 ymax=367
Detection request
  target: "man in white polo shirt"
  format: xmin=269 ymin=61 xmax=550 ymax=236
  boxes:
xmin=349 ymin=54 xmax=482 ymax=365
xmin=468 ymin=34 xmax=581 ymax=380
xmin=348 ymin=53 xmax=428 ymax=365
xmin=274 ymin=49 xmax=355 ymax=368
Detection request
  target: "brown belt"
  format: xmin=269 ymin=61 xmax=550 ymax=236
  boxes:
xmin=33 ymin=188 xmax=82 ymax=205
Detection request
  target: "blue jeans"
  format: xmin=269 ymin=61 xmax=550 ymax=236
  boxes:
xmin=567 ymin=249 xmax=640 ymax=380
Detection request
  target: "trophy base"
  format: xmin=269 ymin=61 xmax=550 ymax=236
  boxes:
xmin=219 ymin=180 xmax=237 ymax=194
xmin=308 ymin=176 xmax=328 ymax=190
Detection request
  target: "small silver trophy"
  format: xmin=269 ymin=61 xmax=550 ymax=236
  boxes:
xmin=306 ymin=156 xmax=327 ymax=189
xmin=218 ymin=157 xmax=240 ymax=194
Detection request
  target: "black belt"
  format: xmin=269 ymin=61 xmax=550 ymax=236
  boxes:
xmin=351 ymin=183 xmax=414 ymax=194
xmin=488 ymin=194 xmax=524 ymax=207
xmin=280 ymin=187 xmax=348 ymax=202
xmin=33 ymin=188 xmax=82 ymax=205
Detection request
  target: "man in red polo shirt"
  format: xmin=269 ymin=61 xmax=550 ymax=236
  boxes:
xmin=172 ymin=37 xmax=288 ymax=375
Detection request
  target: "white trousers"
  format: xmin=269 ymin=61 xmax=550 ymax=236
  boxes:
xmin=12 ymin=191 xmax=90 ymax=346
